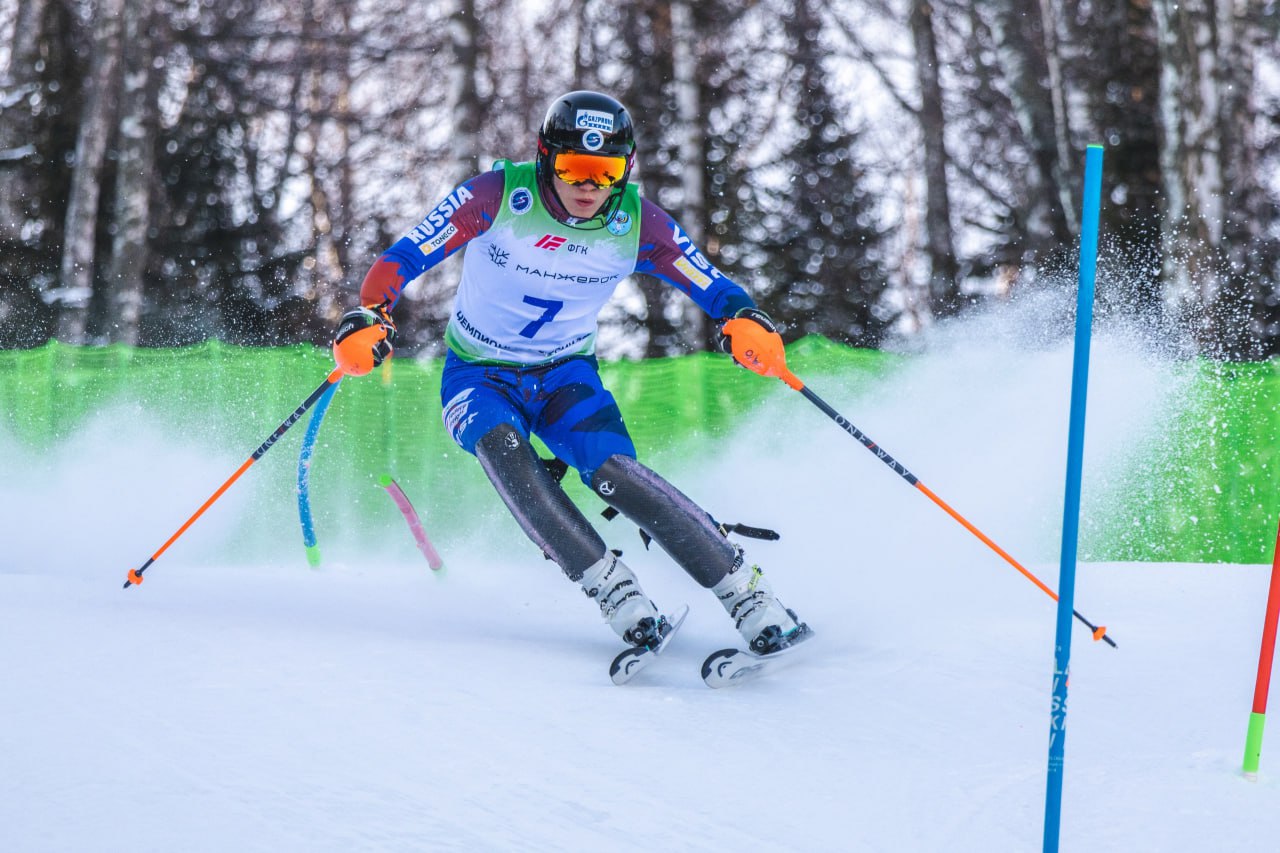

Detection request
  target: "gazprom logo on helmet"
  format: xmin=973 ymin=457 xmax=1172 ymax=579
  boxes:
xmin=581 ymin=129 xmax=605 ymax=151
xmin=508 ymin=187 xmax=533 ymax=215
xmin=575 ymin=109 xmax=615 ymax=133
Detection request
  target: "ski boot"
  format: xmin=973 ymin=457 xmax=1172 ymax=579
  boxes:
xmin=712 ymin=553 xmax=812 ymax=654
xmin=580 ymin=552 xmax=664 ymax=646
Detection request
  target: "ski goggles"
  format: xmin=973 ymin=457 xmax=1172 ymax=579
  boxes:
xmin=551 ymin=151 xmax=629 ymax=187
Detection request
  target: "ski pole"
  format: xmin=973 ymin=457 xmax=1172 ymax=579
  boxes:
xmin=123 ymin=366 xmax=345 ymax=589
xmin=720 ymin=317 xmax=1116 ymax=647
xmin=797 ymin=381 xmax=1115 ymax=646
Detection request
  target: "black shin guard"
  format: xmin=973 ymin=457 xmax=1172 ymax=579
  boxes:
xmin=475 ymin=424 xmax=605 ymax=581
xmin=591 ymin=455 xmax=738 ymax=588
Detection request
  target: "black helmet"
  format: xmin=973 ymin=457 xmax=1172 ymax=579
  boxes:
xmin=536 ymin=91 xmax=636 ymax=222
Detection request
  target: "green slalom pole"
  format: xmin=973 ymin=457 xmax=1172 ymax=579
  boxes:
xmin=1243 ymin=518 xmax=1280 ymax=780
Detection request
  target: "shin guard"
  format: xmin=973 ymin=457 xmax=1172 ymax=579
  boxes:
xmin=476 ymin=424 xmax=605 ymax=581
xmin=591 ymin=455 xmax=738 ymax=588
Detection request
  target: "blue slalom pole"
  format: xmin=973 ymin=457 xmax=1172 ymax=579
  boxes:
xmin=297 ymin=378 xmax=340 ymax=567
xmin=1044 ymin=144 xmax=1104 ymax=852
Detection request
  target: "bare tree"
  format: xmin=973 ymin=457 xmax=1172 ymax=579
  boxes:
xmin=446 ymin=0 xmax=483 ymax=185
xmin=669 ymin=0 xmax=709 ymax=345
xmin=2 ymin=0 xmax=1277 ymax=358
xmin=54 ymin=0 xmax=125 ymax=343
xmin=909 ymin=0 xmax=961 ymax=318
xmin=1147 ymin=0 xmax=1277 ymax=358
xmin=0 ymin=0 xmax=50 ymax=238
xmin=987 ymin=0 xmax=1072 ymax=258
xmin=610 ymin=0 xmax=683 ymax=356
xmin=1152 ymin=0 xmax=1275 ymax=358
xmin=104 ymin=0 xmax=160 ymax=344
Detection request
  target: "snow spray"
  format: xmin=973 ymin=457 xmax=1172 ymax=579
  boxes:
xmin=1243 ymin=518 xmax=1280 ymax=780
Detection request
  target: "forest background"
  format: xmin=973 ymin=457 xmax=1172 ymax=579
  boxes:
xmin=1 ymin=0 xmax=1278 ymax=360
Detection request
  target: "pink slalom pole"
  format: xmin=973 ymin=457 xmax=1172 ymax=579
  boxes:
xmin=377 ymin=474 xmax=444 ymax=572
xmin=1243 ymin=518 xmax=1280 ymax=779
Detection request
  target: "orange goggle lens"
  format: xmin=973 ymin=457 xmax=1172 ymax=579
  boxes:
xmin=552 ymin=151 xmax=628 ymax=187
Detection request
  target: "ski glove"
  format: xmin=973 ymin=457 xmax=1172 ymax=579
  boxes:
xmin=716 ymin=307 xmax=787 ymax=378
xmin=333 ymin=304 xmax=396 ymax=376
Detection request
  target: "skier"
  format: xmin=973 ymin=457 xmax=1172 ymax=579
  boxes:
xmin=334 ymin=90 xmax=811 ymax=658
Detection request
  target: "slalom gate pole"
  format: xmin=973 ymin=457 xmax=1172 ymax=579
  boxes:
xmin=1243 ymin=517 xmax=1280 ymax=780
xmin=378 ymin=474 xmax=445 ymax=572
xmin=122 ymin=366 xmax=346 ymax=589
xmin=1044 ymin=143 xmax=1104 ymax=853
xmin=297 ymin=378 xmax=342 ymax=567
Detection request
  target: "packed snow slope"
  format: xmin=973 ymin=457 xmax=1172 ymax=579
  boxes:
xmin=3 ymin=297 xmax=1277 ymax=851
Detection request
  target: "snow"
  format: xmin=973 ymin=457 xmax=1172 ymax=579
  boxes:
xmin=3 ymin=300 xmax=1279 ymax=851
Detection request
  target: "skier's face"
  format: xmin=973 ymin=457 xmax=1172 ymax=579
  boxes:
xmin=552 ymin=174 xmax=611 ymax=219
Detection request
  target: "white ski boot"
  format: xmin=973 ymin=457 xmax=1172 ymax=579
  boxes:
xmin=580 ymin=552 xmax=663 ymax=646
xmin=713 ymin=553 xmax=809 ymax=654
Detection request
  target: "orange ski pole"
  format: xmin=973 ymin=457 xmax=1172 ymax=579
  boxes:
xmin=720 ymin=317 xmax=1115 ymax=647
xmin=123 ymin=367 xmax=345 ymax=589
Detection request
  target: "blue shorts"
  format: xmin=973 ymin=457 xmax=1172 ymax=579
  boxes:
xmin=440 ymin=351 xmax=637 ymax=485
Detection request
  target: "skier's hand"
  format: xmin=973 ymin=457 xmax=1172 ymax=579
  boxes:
xmin=333 ymin=304 xmax=396 ymax=376
xmin=715 ymin=307 xmax=778 ymax=354
xmin=717 ymin=307 xmax=786 ymax=378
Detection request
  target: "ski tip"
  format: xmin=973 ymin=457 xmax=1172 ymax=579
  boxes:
xmin=608 ymin=604 xmax=691 ymax=686
xmin=609 ymin=654 xmax=639 ymax=685
xmin=305 ymin=545 xmax=323 ymax=568
xmin=700 ymin=648 xmax=739 ymax=682
xmin=701 ymin=625 xmax=816 ymax=688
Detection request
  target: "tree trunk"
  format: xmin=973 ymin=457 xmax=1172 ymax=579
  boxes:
xmin=1036 ymin=0 xmax=1077 ymax=228
xmin=572 ymin=0 xmax=592 ymax=88
xmin=988 ymin=0 xmax=1072 ymax=261
xmin=670 ymin=0 xmax=707 ymax=347
xmin=909 ymin=0 xmax=961 ymax=318
xmin=105 ymin=0 xmax=158 ymax=345
xmin=0 ymin=0 xmax=51 ymax=242
xmin=55 ymin=0 xmax=125 ymax=343
xmin=616 ymin=0 xmax=679 ymax=358
xmin=326 ymin=1 xmax=356 ymax=330
xmin=448 ymin=0 xmax=482 ymax=184
xmin=1202 ymin=0 xmax=1265 ymax=359
xmin=1150 ymin=0 xmax=1223 ymax=348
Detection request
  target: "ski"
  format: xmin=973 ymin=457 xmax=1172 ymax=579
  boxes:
xmin=700 ymin=625 xmax=816 ymax=688
xmin=609 ymin=605 xmax=690 ymax=685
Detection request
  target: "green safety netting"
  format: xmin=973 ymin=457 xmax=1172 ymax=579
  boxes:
xmin=1 ymin=339 xmax=1276 ymax=563
xmin=1086 ymin=358 xmax=1280 ymax=563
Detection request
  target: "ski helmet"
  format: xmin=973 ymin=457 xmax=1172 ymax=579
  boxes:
xmin=536 ymin=91 xmax=636 ymax=222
